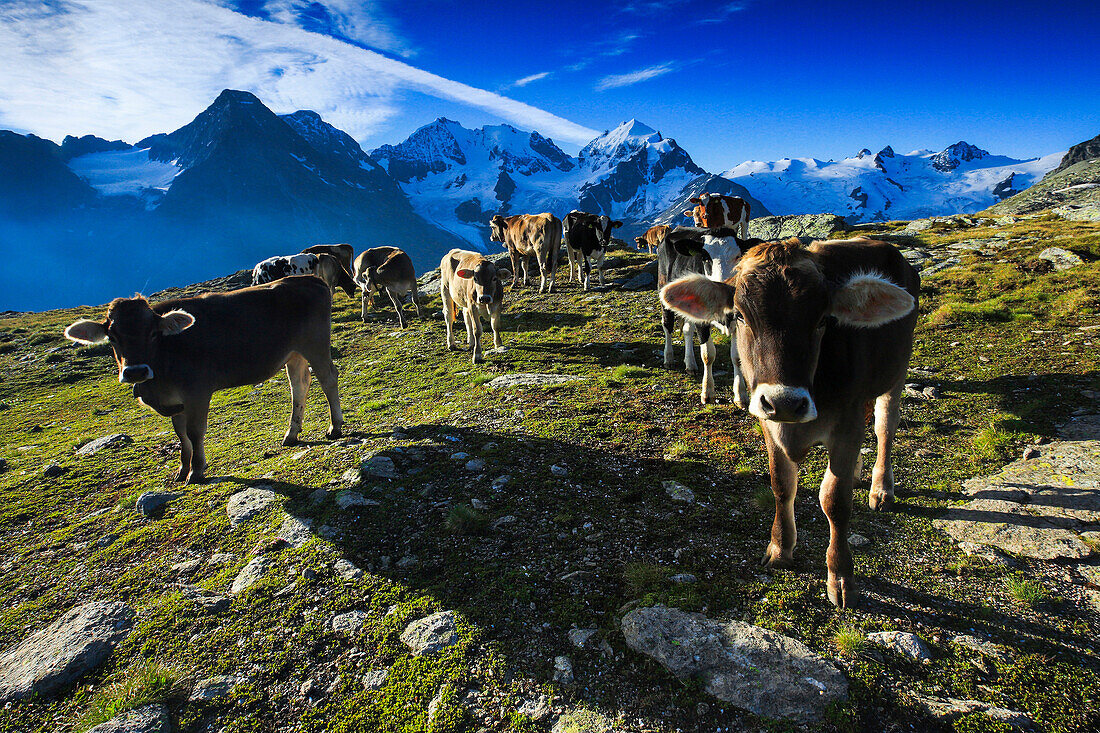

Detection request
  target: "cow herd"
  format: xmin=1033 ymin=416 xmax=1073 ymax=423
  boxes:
xmin=63 ymin=194 xmax=919 ymax=608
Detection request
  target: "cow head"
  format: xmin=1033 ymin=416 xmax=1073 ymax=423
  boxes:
xmin=489 ymin=215 xmax=507 ymax=243
xmin=456 ymin=260 xmax=502 ymax=305
xmin=660 ymin=239 xmax=915 ymax=423
xmin=594 ymin=215 xmax=622 ymax=249
xmin=634 ymin=236 xmax=647 ymax=248
xmin=64 ymin=297 xmax=194 ymax=384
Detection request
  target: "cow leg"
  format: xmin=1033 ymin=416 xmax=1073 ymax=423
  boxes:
xmin=662 ymin=308 xmax=676 ymax=367
xmin=729 ymin=335 xmax=749 ymax=408
xmin=311 ymin=356 xmax=343 ymax=441
xmin=490 ymin=306 xmax=504 ymax=348
xmin=443 ymin=288 xmax=458 ymax=351
xmin=387 ymin=287 xmax=406 ymax=329
xmin=538 ymin=252 xmax=548 ymax=293
xmin=283 ymin=353 xmax=310 ymax=446
xmin=595 ymin=249 xmax=605 ymax=287
xmin=869 ymin=382 xmax=903 ymax=510
xmin=820 ymin=425 xmax=863 ymax=608
xmin=410 ymin=283 xmax=424 ymax=319
xmin=508 ymin=251 xmax=520 ymax=291
xmin=683 ymin=321 xmax=700 ymax=374
xmin=567 ymin=248 xmax=576 ymax=282
xmin=582 ymin=253 xmax=591 ymax=291
xmin=360 ymin=290 xmax=370 ymax=323
xmin=183 ymin=400 xmax=210 ymax=484
xmin=466 ymin=309 xmax=484 ymax=364
xmin=171 ymin=413 xmax=192 ymax=482
xmin=700 ymin=331 xmax=717 ymax=405
xmin=762 ymin=427 xmax=799 ymax=568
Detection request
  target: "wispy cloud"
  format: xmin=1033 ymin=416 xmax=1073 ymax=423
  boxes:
xmin=595 ymin=62 xmax=676 ymax=91
xmin=694 ymin=2 xmax=750 ymax=24
xmin=513 ymin=71 xmax=552 ymax=87
xmin=0 ymin=1 xmax=599 ymax=145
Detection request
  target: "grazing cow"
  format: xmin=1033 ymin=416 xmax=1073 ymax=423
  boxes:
xmin=635 ymin=224 xmax=670 ymax=254
xmin=562 ymin=211 xmax=622 ymax=290
xmin=489 ymin=213 xmax=563 ymax=293
xmin=660 ymin=226 xmax=757 ymax=405
xmin=252 ymin=253 xmax=357 ymax=299
xmin=302 ymin=243 xmax=354 ymax=275
xmin=352 ymin=246 xmax=422 ymax=327
xmin=440 ymin=249 xmax=504 ymax=364
xmin=63 ymin=276 xmax=343 ymax=484
xmin=684 ymin=193 xmax=751 ymax=238
xmin=661 ymin=237 xmax=918 ymax=608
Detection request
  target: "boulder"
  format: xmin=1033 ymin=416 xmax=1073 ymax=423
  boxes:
xmin=226 ymin=487 xmax=280 ymax=527
xmin=0 ymin=601 xmax=135 ymax=703
xmin=400 ymin=611 xmax=459 ymax=656
xmin=229 ymin=556 xmax=272 ymax=595
xmin=87 ymin=703 xmax=169 ymax=733
xmin=135 ymin=492 xmax=181 ymax=518
xmin=189 ymin=675 xmax=239 ymax=702
xmin=1037 ymin=247 xmax=1084 ymax=271
xmin=866 ymin=631 xmax=932 ymax=663
xmin=277 ymin=515 xmax=314 ymax=548
xmin=76 ymin=434 xmax=132 ymax=456
xmin=747 ymin=214 xmax=847 ymax=240
xmin=621 ymin=606 xmax=847 ymax=723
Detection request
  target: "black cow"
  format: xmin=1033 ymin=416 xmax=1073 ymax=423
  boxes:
xmin=562 ymin=211 xmax=621 ymax=290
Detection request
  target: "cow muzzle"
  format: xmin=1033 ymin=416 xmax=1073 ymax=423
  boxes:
xmin=119 ymin=364 xmax=154 ymax=384
xmin=750 ymin=384 xmax=817 ymax=423
xmin=478 ymin=294 xmax=493 ymax=304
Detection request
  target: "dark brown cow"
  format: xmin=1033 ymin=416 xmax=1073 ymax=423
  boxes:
xmin=440 ymin=249 xmax=504 ymax=364
xmin=352 ymin=246 xmax=421 ymax=327
xmin=301 ymin=243 xmax=354 ymax=275
xmin=634 ymin=224 xmax=669 ymax=254
xmin=684 ymin=193 xmax=750 ymax=237
xmin=63 ymin=276 xmax=343 ymax=484
xmin=489 ymin=213 xmax=563 ymax=293
xmin=661 ymin=237 xmax=918 ymax=608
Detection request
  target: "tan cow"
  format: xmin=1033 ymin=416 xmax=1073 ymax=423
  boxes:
xmin=489 ymin=213 xmax=563 ymax=293
xmin=634 ymin=224 xmax=670 ymax=254
xmin=440 ymin=249 xmax=505 ymax=364
xmin=63 ymin=276 xmax=343 ymax=483
xmin=684 ymin=193 xmax=751 ymax=238
xmin=353 ymin=246 xmax=421 ymax=327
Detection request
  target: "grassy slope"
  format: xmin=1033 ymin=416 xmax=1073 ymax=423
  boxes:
xmin=0 ymin=215 xmax=1098 ymax=733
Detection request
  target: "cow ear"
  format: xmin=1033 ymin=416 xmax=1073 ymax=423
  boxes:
xmin=661 ymin=275 xmax=735 ymax=324
xmin=611 ymin=220 xmax=623 ymax=228
xmin=64 ymin=319 xmax=108 ymax=344
xmin=688 ymin=197 xmax=701 ymax=204
xmin=456 ymin=268 xmax=475 ymax=279
xmin=672 ymin=239 xmax=705 ymax=257
xmin=831 ymin=273 xmax=915 ymax=328
xmin=682 ymin=210 xmax=694 ymax=218
xmin=159 ymin=309 xmax=195 ymax=335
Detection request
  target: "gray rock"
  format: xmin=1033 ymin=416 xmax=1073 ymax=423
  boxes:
xmin=848 ymin=533 xmax=870 ymax=548
xmin=517 ymin=693 xmax=551 ymax=721
xmin=336 ymin=491 xmax=380 ymax=510
xmin=1037 ymin=246 xmax=1084 ymax=271
xmin=949 ymin=633 xmax=1008 ymax=662
xmin=226 ymin=487 xmax=280 ymax=527
xmin=550 ymin=464 xmax=569 ymax=477
xmin=465 ymin=458 xmax=486 ymax=472
xmin=362 ymin=668 xmax=389 ymax=690
xmin=0 ymin=601 xmax=135 ymax=703
xmin=867 ymin=631 xmax=932 ymax=662
xmin=396 ymin=554 xmax=419 ymax=569
xmin=176 ymin=584 xmax=230 ymax=613
xmin=360 ymin=453 xmax=397 ymax=479
xmin=341 ymin=468 xmax=361 ymax=484
xmin=87 ymin=703 xmax=169 ymax=733
xmin=487 ymin=374 xmax=583 ymax=389
xmin=568 ymin=628 xmax=598 ymax=648
xmin=189 ymin=675 xmax=238 ymax=702
xmin=913 ymin=695 xmax=1032 ymax=728
xmin=669 ymin=573 xmax=697 ymax=584
xmin=76 ymin=434 xmax=132 ymax=456
xmin=400 ymin=611 xmax=459 ymax=656
xmin=748 ymin=213 xmax=847 ymax=240
xmin=277 ymin=515 xmax=314 ymax=548
xmin=427 ymin=687 xmax=446 ymax=724
xmin=621 ymin=605 xmax=847 ymax=724
xmin=957 ymin=542 xmax=1016 ymax=568
xmin=136 ymin=492 xmax=181 ymax=518
xmin=491 ymin=515 xmax=517 ymax=530
xmin=229 ymin=556 xmax=272 ymax=595
xmin=208 ymin=553 xmax=234 ymax=566
xmin=333 ymin=558 xmax=364 ymax=581
xmin=621 ymin=271 xmax=656 ymax=291
xmin=552 ymin=655 xmax=574 ymax=684
xmin=309 ymin=488 xmax=330 ymax=505
xmin=170 ymin=559 xmax=201 ymax=576
xmin=330 ymin=610 xmax=369 ymax=636
xmin=662 ymin=480 xmax=695 ymax=504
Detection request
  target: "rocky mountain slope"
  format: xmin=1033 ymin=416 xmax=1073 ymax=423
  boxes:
xmin=984 ymin=134 xmax=1100 ymax=222
xmin=0 ymin=209 xmax=1098 ymax=732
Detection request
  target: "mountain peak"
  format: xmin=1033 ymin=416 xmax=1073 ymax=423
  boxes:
xmin=932 ymin=141 xmax=989 ymax=171
xmin=211 ymin=89 xmax=262 ymax=107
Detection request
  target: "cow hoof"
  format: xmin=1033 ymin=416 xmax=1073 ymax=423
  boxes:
xmin=282 ymin=434 xmax=300 ymax=447
xmin=760 ymin=544 xmax=794 ymax=568
xmin=326 ymin=426 xmax=342 ymax=441
xmin=472 ymin=356 xmax=484 ymax=365
xmin=868 ymin=492 xmax=894 ymax=511
xmin=827 ymin=575 xmax=858 ymax=609
xmin=174 ymin=469 xmax=188 ymax=482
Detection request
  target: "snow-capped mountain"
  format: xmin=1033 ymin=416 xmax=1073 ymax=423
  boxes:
xmin=723 ymin=142 xmax=1065 ymax=222
xmin=371 ymin=118 xmax=765 ymax=246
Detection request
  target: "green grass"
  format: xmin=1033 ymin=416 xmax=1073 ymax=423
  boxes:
xmin=445 ymin=503 xmax=488 ymax=535
xmin=1004 ymin=576 xmax=1050 ymax=608
xmin=611 ymin=364 xmax=648 ymax=381
xmin=76 ymin=661 xmax=182 ymax=732
xmin=832 ymin=627 xmax=868 ymax=658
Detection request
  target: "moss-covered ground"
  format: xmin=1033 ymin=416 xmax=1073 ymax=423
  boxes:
xmin=0 ymin=213 xmax=1098 ymax=732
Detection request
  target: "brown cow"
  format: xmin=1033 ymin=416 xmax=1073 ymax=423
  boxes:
xmin=634 ymin=224 xmax=669 ymax=254
xmin=63 ymin=276 xmax=343 ymax=483
xmin=661 ymin=237 xmax=918 ymax=608
xmin=353 ymin=246 xmax=422 ymax=327
xmin=489 ymin=213 xmax=563 ymax=293
xmin=301 ymin=243 xmax=354 ymax=275
xmin=684 ymin=193 xmax=750 ymax=238
xmin=440 ymin=249 xmax=504 ymax=364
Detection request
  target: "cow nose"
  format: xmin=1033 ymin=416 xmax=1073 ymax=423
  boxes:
xmin=751 ymin=385 xmax=817 ymax=423
xmin=478 ymin=294 xmax=493 ymax=304
xmin=119 ymin=365 xmax=153 ymax=384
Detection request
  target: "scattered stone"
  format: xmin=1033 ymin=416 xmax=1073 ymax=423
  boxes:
xmin=360 ymin=453 xmax=396 ymax=479
xmin=669 ymin=573 xmax=697 ymax=584
xmin=867 ymin=631 xmax=932 ymax=663
xmin=662 ymin=480 xmax=695 ymax=504
xmin=170 ymin=559 xmax=201 ymax=576
xmin=0 ymin=601 xmax=135 ymax=703
xmin=470 ymin=498 xmax=486 ymax=510
xmin=949 ymin=633 xmax=1009 ymax=662
xmin=465 ymin=458 xmax=486 ymax=472
xmin=491 ymin=515 xmax=517 ymax=530
xmin=560 ymin=570 xmax=593 ymax=582
xmin=551 ymin=709 xmax=615 ymax=733
xmin=330 ymin=610 xmax=369 ymax=636
xmin=517 ymin=693 xmax=551 ymax=721
xmin=913 ymin=695 xmax=1032 ymax=728
xmin=486 ymin=374 xmax=583 ymax=389
xmin=309 ymin=488 xmax=330 ymax=505
xmin=427 ymin=687 xmax=446 ymax=724
xmin=226 ymin=487 xmax=280 ymax=527
xmin=550 ymin=464 xmax=569 ymax=477
xmin=450 ymin=452 xmax=470 ymax=460
xmin=568 ymin=628 xmax=598 ymax=648
xmin=848 ymin=533 xmax=870 ymax=548
xmin=277 ymin=515 xmax=314 ymax=547
xmin=1022 ymin=446 xmax=1041 ymax=460
xmin=621 ymin=271 xmax=656 ymax=291
xmin=43 ymin=464 xmax=64 ymax=478
xmin=362 ymin=668 xmax=389 ymax=690
xmin=341 ymin=468 xmax=361 ymax=484
xmin=87 ymin=703 xmax=169 ymax=733
xmin=75 ymin=434 xmax=132 ymax=456
xmin=336 ymin=491 xmax=380 ymax=510
xmin=1037 ymin=246 xmax=1084 ymax=271
xmin=491 ymin=475 xmax=511 ymax=490
xmin=621 ymin=605 xmax=847 ymax=724
xmin=333 ymin=558 xmax=364 ymax=581
xmin=135 ymin=491 xmax=180 ymax=518
xmin=395 ymin=554 xmax=419 ymax=569
xmin=208 ymin=553 xmax=234 ymax=566
xmin=552 ymin=655 xmax=574 ymax=684
xmin=189 ymin=675 xmax=239 ymax=702
xmin=401 ymin=611 xmax=459 ymax=656
xmin=176 ymin=584 xmax=230 ymax=613
xmin=229 ymin=556 xmax=272 ymax=595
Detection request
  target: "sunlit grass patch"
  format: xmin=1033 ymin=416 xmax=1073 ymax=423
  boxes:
xmin=76 ymin=661 xmax=182 ymax=732
xmin=1005 ymin=575 xmax=1049 ymax=608
xmin=833 ymin=626 xmax=868 ymax=658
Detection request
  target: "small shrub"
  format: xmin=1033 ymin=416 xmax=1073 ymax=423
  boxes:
xmin=623 ymin=562 xmax=671 ymax=594
xmin=833 ymin=626 xmax=867 ymax=657
xmin=663 ymin=440 xmax=692 ymax=459
xmin=611 ymin=364 xmax=647 ymax=380
xmin=471 ymin=374 xmax=494 ymax=387
xmin=1005 ymin=576 xmax=1049 ymax=607
xmin=446 ymin=504 xmax=487 ymax=535
xmin=973 ymin=424 xmax=1015 ymax=461
xmin=77 ymin=661 xmax=181 ymax=731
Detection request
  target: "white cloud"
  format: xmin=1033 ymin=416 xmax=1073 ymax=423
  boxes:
xmin=513 ymin=71 xmax=552 ymax=87
xmin=595 ymin=62 xmax=676 ymax=91
xmin=0 ymin=1 xmax=599 ymax=145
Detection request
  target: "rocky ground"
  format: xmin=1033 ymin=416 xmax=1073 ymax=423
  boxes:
xmin=0 ymin=212 xmax=1098 ymax=732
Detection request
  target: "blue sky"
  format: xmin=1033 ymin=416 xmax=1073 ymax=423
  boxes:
xmin=1 ymin=0 xmax=1097 ymax=171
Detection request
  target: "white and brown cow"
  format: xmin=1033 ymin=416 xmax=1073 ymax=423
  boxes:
xmin=301 ymin=243 xmax=355 ymax=276
xmin=63 ymin=276 xmax=343 ymax=484
xmin=563 ymin=211 xmax=621 ymax=290
xmin=489 ymin=213 xmax=563 ymax=293
xmin=352 ymin=246 xmax=422 ymax=327
xmin=634 ymin=224 xmax=670 ymax=254
xmin=684 ymin=193 xmax=751 ymax=238
xmin=440 ymin=249 xmax=505 ymax=364
xmin=661 ymin=237 xmax=918 ymax=608
xmin=252 ymin=253 xmax=357 ymax=299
